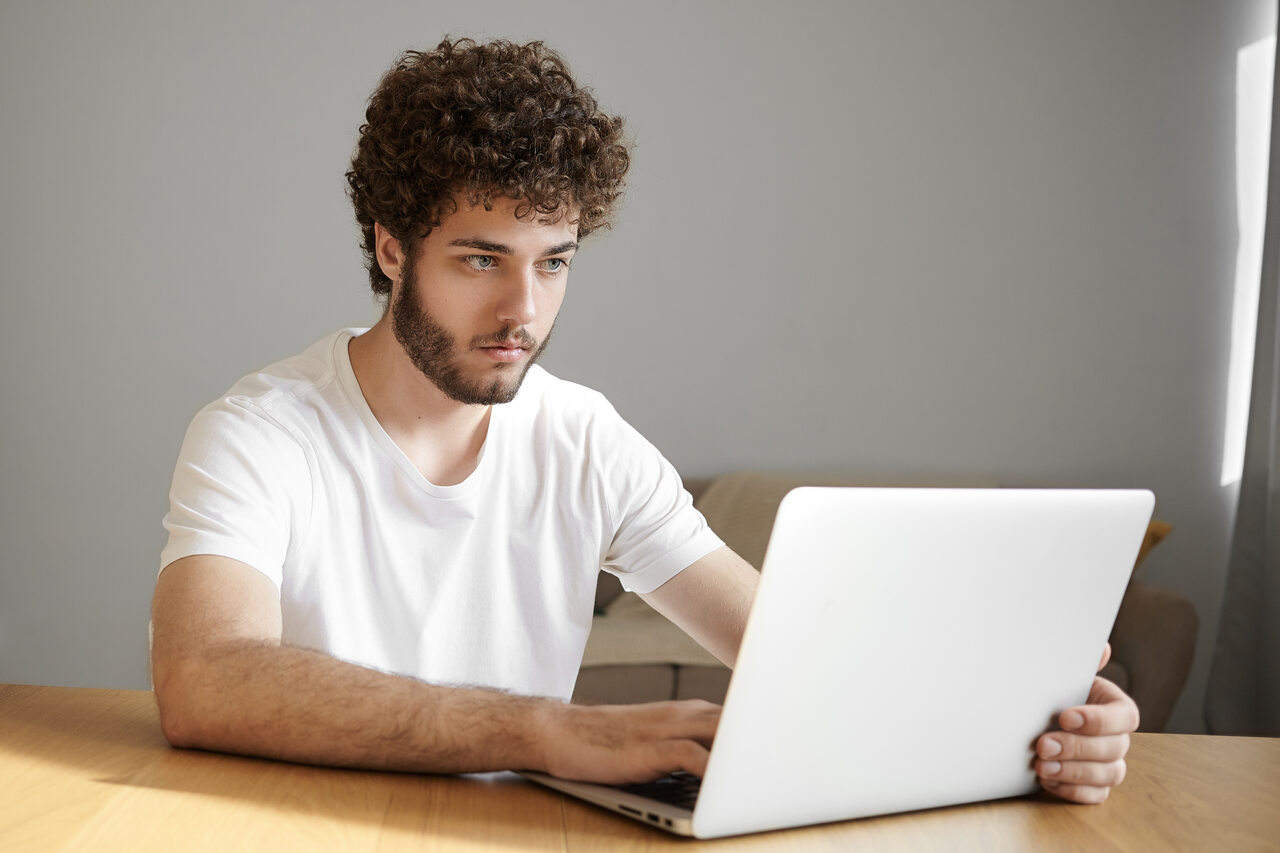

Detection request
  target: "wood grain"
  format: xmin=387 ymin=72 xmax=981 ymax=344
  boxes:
xmin=2 ymin=684 xmax=1277 ymax=851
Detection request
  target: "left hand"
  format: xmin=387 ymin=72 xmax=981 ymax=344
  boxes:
xmin=1035 ymin=643 xmax=1140 ymax=803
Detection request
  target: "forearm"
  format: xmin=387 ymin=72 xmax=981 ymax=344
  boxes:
xmin=641 ymin=547 xmax=759 ymax=667
xmin=154 ymin=638 xmax=554 ymax=774
xmin=151 ymin=556 xmax=719 ymax=783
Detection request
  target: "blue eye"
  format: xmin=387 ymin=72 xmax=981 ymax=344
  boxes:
xmin=537 ymin=258 xmax=569 ymax=273
xmin=464 ymin=255 xmax=496 ymax=270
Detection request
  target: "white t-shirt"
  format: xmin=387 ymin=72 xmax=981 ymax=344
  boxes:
xmin=160 ymin=329 xmax=723 ymax=701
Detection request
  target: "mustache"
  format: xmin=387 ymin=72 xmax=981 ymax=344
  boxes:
xmin=470 ymin=327 xmax=539 ymax=350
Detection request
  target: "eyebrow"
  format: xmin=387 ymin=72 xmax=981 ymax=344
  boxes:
xmin=447 ymin=238 xmax=579 ymax=256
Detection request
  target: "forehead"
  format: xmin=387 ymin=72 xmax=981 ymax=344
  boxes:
xmin=432 ymin=196 xmax=579 ymax=244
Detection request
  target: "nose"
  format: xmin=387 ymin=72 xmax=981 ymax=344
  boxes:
xmin=496 ymin=268 xmax=538 ymax=327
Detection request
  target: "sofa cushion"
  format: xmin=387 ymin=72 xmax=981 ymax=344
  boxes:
xmin=581 ymin=591 xmax=722 ymax=668
xmin=573 ymin=665 xmax=675 ymax=705
xmin=572 ymin=663 xmax=732 ymax=705
xmin=581 ymin=472 xmax=1173 ymax=712
xmin=694 ymin=471 xmax=997 ymax=569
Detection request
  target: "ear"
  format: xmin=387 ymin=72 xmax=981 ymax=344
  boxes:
xmin=374 ymin=223 xmax=406 ymax=290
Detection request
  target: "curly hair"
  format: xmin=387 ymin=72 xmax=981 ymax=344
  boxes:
xmin=346 ymin=38 xmax=631 ymax=297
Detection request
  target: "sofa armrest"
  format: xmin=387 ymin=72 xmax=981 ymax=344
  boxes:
xmin=1109 ymin=579 xmax=1198 ymax=732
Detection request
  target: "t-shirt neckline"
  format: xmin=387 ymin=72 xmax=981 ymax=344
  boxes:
xmin=332 ymin=328 xmax=495 ymax=500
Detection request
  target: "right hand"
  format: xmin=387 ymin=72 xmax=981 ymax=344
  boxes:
xmin=539 ymin=699 xmax=721 ymax=784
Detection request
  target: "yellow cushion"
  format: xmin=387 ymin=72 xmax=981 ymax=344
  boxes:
xmin=694 ymin=472 xmax=1169 ymax=580
xmin=1133 ymin=519 xmax=1172 ymax=575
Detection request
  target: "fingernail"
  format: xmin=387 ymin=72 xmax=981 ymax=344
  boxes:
xmin=1042 ymin=779 xmax=1061 ymax=790
xmin=1041 ymin=738 xmax=1062 ymax=758
xmin=1041 ymin=761 xmax=1061 ymax=776
xmin=1062 ymin=711 xmax=1084 ymax=731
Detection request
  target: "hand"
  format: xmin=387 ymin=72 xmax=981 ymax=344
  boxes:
xmin=1035 ymin=643 xmax=1140 ymax=803
xmin=539 ymin=699 xmax=721 ymax=784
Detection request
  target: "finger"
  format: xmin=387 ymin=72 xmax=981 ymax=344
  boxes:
xmin=656 ymin=700 xmax=721 ymax=748
xmin=1038 ymin=732 xmax=1129 ymax=763
xmin=1086 ymin=675 xmax=1131 ymax=708
xmin=1040 ymin=779 xmax=1112 ymax=804
xmin=642 ymin=698 xmax=721 ymax=723
xmin=1098 ymin=642 xmax=1112 ymax=672
xmin=1058 ymin=677 xmax=1140 ymax=736
xmin=653 ymin=738 xmax=711 ymax=780
xmin=594 ymin=737 xmax=712 ymax=785
xmin=1037 ymin=757 xmax=1127 ymax=788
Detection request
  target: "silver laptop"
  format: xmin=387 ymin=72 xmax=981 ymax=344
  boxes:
xmin=523 ymin=487 xmax=1154 ymax=838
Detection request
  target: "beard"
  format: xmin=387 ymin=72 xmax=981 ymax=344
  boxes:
xmin=391 ymin=253 xmax=553 ymax=406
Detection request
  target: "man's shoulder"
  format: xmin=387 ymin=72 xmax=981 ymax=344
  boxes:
xmin=189 ymin=328 xmax=359 ymax=445
xmin=506 ymin=367 xmax=656 ymax=460
xmin=511 ymin=365 xmax=614 ymax=419
xmin=214 ymin=329 xmax=355 ymax=416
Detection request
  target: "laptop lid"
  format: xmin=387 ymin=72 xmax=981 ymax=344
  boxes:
xmin=690 ymin=487 xmax=1153 ymax=838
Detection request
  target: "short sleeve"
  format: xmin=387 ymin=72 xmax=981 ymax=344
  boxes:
xmin=159 ymin=398 xmax=312 ymax=588
xmin=593 ymin=402 xmax=724 ymax=594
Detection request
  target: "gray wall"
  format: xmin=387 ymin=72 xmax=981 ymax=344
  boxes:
xmin=1 ymin=0 xmax=1274 ymax=734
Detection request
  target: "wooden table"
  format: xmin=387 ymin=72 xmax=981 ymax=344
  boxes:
xmin=2 ymin=684 xmax=1277 ymax=851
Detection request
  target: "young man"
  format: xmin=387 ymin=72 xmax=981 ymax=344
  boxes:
xmin=152 ymin=38 xmax=1136 ymax=802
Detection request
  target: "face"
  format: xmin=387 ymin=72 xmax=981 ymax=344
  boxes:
xmin=389 ymin=197 xmax=577 ymax=406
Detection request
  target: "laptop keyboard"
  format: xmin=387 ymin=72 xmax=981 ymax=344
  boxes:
xmin=618 ymin=771 xmax=702 ymax=810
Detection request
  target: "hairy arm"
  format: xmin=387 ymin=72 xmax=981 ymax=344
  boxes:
xmin=151 ymin=555 xmax=718 ymax=782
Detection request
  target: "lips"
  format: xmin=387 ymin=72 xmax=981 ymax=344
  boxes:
xmin=473 ymin=329 xmax=538 ymax=353
xmin=477 ymin=338 xmax=532 ymax=363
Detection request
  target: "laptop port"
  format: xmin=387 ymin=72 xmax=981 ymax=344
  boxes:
xmin=647 ymin=813 xmax=660 ymax=823
xmin=618 ymin=805 xmax=642 ymax=817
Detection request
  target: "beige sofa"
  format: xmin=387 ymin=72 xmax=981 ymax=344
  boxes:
xmin=573 ymin=471 xmax=1197 ymax=733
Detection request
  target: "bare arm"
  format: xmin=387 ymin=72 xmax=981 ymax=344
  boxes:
xmin=639 ymin=546 xmax=760 ymax=667
xmin=151 ymin=555 xmax=718 ymax=783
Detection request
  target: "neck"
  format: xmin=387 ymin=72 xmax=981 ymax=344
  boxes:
xmin=347 ymin=317 xmax=491 ymax=486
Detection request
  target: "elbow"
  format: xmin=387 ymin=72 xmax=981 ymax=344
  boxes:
xmin=151 ymin=638 xmax=274 ymax=752
xmin=153 ymin=655 xmax=198 ymax=742
xmin=157 ymin=701 xmax=196 ymax=749
xmin=152 ymin=653 xmax=207 ymax=749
